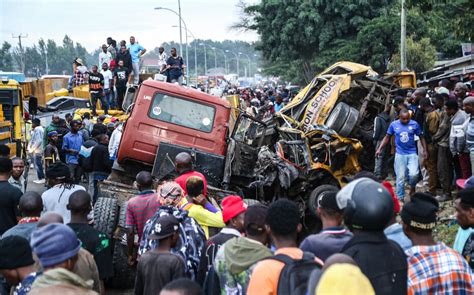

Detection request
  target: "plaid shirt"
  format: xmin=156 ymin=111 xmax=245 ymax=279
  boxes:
xmin=406 ymin=243 xmax=473 ymax=295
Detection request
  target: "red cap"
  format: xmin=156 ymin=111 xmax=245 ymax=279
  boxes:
xmin=221 ymin=195 xmax=247 ymax=223
xmin=382 ymin=181 xmax=400 ymax=214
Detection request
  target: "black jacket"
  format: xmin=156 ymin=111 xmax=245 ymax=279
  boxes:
xmin=116 ymin=51 xmax=132 ymax=71
xmin=342 ymin=231 xmax=407 ymax=295
xmin=373 ymin=112 xmax=391 ymax=141
xmin=90 ymin=143 xmax=112 ymax=174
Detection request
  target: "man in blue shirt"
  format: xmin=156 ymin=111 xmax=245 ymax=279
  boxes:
xmin=62 ymin=120 xmax=84 ymax=184
xmin=376 ymin=110 xmax=428 ymax=200
xmin=127 ymin=36 xmax=146 ymax=85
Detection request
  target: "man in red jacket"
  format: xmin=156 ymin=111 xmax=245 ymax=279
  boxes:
xmin=174 ymin=152 xmax=207 ymax=196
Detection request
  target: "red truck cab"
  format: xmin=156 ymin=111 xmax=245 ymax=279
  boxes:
xmin=117 ymin=81 xmax=231 ymax=185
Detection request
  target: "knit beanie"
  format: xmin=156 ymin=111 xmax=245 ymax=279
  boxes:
xmin=0 ymin=236 xmax=35 ymax=269
xmin=30 ymin=224 xmax=81 ymax=267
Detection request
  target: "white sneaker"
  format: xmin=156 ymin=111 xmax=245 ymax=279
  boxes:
xmin=33 ymin=179 xmax=45 ymax=184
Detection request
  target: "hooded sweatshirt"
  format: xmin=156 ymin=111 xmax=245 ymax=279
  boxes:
xmin=29 ymin=268 xmax=97 ymax=295
xmin=214 ymin=237 xmax=272 ymax=295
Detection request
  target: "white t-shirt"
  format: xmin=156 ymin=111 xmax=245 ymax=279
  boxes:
xmin=100 ymin=69 xmax=113 ymax=89
xmin=99 ymin=51 xmax=112 ymax=67
xmin=158 ymin=52 xmax=168 ymax=70
xmin=41 ymin=184 xmax=86 ymax=224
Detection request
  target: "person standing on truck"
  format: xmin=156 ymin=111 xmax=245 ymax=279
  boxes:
xmin=89 ymin=65 xmax=108 ymax=116
xmin=375 ymin=109 xmax=428 ymax=200
xmin=174 ymin=152 xmax=208 ymax=196
xmin=72 ymin=58 xmax=88 ymax=87
xmin=63 ymin=120 xmax=84 ymax=184
xmin=127 ymin=36 xmax=146 ymax=85
xmin=29 ymin=118 xmax=45 ymax=184
xmin=100 ymin=62 xmax=115 ymax=109
xmin=98 ymin=44 xmax=112 ymax=67
xmin=114 ymin=59 xmax=130 ymax=109
xmin=166 ymin=47 xmax=186 ymax=85
xmin=158 ymin=47 xmax=168 ymax=73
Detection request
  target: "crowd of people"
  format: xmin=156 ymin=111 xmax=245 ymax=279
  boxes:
xmin=2 ymin=132 xmax=474 ymax=294
xmin=71 ymin=36 xmax=187 ymax=116
xmin=2 ymin=58 xmax=474 ymax=294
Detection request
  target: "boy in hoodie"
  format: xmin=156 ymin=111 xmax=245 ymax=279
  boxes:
xmin=214 ymin=204 xmax=272 ymax=295
xmin=197 ymin=195 xmax=247 ymax=286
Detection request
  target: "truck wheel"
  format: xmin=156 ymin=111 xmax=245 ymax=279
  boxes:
xmin=106 ymin=241 xmax=136 ymax=289
xmin=93 ymin=197 xmax=118 ymax=238
xmin=308 ymin=185 xmax=339 ymax=218
xmin=105 ymin=202 xmax=136 ymax=289
xmin=325 ymin=102 xmax=350 ymax=133
xmin=338 ymin=107 xmax=359 ymax=137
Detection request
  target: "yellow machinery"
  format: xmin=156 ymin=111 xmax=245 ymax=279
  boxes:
xmin=0 ymin=79 xmax=26 ymax=157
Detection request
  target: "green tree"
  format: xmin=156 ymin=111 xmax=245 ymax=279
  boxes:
xmin=389 ymin=37 xmax=436 ymax=73
xmin=0 ymin=41 xmax=14 ymax=71
xmin=239 ymin=0 xmax=394 ymax=81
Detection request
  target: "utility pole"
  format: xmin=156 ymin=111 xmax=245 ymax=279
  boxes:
xmin=12 ymin=33 xmax=28 ymax=74
xmin=400 ymin=0 xmax=407 ymax=71
xmin=178 ymin=0 xmax=183 ymax=63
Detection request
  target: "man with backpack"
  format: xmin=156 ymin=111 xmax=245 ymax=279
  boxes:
xmin=337 ymin=177 xmax=408 ymax=294
xmin=247 ymin=199 xmax=323 ymax=295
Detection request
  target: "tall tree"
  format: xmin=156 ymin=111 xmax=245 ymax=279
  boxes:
xmin=0 ymin=42 xmax=14 ymax=71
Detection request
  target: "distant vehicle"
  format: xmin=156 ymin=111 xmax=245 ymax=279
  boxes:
xmin=39 ymin=96 xmax=90 ymax=112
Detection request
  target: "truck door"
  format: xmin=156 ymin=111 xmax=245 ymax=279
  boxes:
xmin=223 ymin=113 xmax=267 ymax=187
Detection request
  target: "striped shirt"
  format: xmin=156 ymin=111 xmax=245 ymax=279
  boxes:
xmin=406 ymin=243 xmax=473 ymax=295
xmin=125 ymin=190 xmax=161 ymax=240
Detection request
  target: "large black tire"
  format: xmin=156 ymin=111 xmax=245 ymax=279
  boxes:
xmin=105 ymin=202 xmax=136 ymax=289
xmin=307 ymin=185 xmax=340 ymax=218
xmin=338 ymin=107 xmax=359 ymax=137
xmin=106 ymin=240 xmax=136 ymax=289
xmin=93 ymin=197 xmax=118 ymax=238
xmin=325 ymin=102 xmax=350 ymax=134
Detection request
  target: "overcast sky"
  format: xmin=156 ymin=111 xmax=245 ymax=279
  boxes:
xmin=0 ymin=0 xmax=258 ymax=52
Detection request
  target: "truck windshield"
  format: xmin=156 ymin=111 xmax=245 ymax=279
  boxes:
xmin=148 ymin=93 xmax=215 ymax=133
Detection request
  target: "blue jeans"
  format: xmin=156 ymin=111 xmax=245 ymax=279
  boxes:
xmin=34 ymin=154 xmax=45 ymax=180
xmin=394 ymin=153 xmax=419 ymax=199
xmin=104 ymin=88 xmax=115 ymax=109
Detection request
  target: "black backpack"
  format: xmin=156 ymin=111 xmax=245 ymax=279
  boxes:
xmin=267 ymin=252 xmax=322 ymax=295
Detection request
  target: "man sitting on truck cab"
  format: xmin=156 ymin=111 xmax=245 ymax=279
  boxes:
xmin=180 ymin=176 xmax=224 ymax=238
xmin=174 ymin=152 xmax=208 ymax=196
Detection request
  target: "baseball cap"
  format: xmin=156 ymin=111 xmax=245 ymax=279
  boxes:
xmin=456 ymin=176 xmax=474 ymax=189
xmin=149 ymin=215 xmax=180 ymax=240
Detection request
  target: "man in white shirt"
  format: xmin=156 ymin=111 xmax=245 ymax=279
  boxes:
xmin=29 ymin=118 xmax=45 ymax=184
xmin=41 ymin=162 xmax=85 ymax=224
xmin=100 ymin=63 xmax=115 ymax=109
xmin=158 ymin=47 xmax=168 ymax=73
xmin=98 ymin=44 xmax=112 ymax=67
